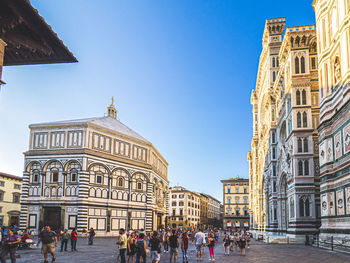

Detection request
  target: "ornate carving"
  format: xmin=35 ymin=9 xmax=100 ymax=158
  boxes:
xmin=334 ymin=56 xmax=341 ymax=83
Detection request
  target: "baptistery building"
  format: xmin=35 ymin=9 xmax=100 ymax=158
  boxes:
xmin=19 ymin=101 xmax=169 ymax=235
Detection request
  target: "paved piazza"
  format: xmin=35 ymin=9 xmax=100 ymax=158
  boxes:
xmin=14 ymin=237 xmax=350 ymax=263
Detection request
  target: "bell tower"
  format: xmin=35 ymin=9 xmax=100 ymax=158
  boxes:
xmin=107 ymin=97 xmax=117 ymax=119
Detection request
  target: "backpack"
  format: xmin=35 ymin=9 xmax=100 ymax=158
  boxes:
xmin=169 ymin=235 xmax=178 ymax=248
xmin=137 ymin=240 xmax=145 ymax=253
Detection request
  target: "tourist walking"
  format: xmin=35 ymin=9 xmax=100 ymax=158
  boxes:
xmin=60 ymin=229 xmax=70 ymax=252
xmin=223 ymin=234 xmax=230 ymax=256
xmin=149 ymin=231 xmax=161 ymax=263
xmin=247 ymin=232 xmax=251 ymax=248
xmin=239 ymin=233 xmax=246 ymax=256
xmin=169 ymin=229 xmax=179 ymax=263
xmin=163 ymin=230 xmax=169 ymax=253
xmin=135 ymin=233 xmax=147 ymax=263
xmin=127 ymin=232 xmax=136 ymax=263
xmin=0 ymin=229 xmax=20 ymax=263
xmin=208 ymin=233 xmax=216 ymax=261
xmin=229 ymin=232 xmax=234 ymax=251
xmin=118 ymin=229 xmax=127 ymax=263
xmin=194 ymin=229 xmax=206 ymax=261
xmin=37 ymin=226 xmax=58 ymax=263
xmin=181 ymin=232 xmax=189 ymax=263
xmin=70 ymin=228 xmax=78 ymax=252
xmin=88 ymin=228 xmax=95 ymax=245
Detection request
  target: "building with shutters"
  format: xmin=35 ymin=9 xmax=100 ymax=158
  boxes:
xmin=0 ymin=172 xmax=22 ymax=227
xmin=20 ymin=101 xmax=169 ymax=235
xmin=168 ymin=186 xmax=201 ymax=229
xmin=221 ymin=178 xmax=250 ymax=230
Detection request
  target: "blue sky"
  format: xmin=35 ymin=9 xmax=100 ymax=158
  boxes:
xmin=0 ymin=0 xmax=316 ymax=202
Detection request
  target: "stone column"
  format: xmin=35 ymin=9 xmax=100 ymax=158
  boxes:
xmin=77 ymin=170 xmax=89 ymax=232
xmin=19 ymin=171 xmax=30 ymax=230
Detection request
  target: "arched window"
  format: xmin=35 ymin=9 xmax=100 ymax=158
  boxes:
xmin=302 ymin=90 xmax=307 ymax=104
xmin=299 ymin=198 xmax=304 ymax=216
xmin=277 ymin=57 xmax=279 ymax=67
xmin=297 ymin=112 xmax=302 ymax=128
xmin=301 ymin=56 xmax=305 ymax=73
xmin=136 ymin=180 xmax=142 ymax=190
xmin=296 ymin=90 xmax=301 ymax=105
xmin=272 ymin=57 xmax=276 ymax=67
xmin=304 ymin=160 xmax=309 ymax=175
xmin=305 ymin=198 xmax=310 ymax=216
xmin=51 ymin=170 xmax=59 ymax=182
xmin=298 ymin=160 xmax=303 ymax=176
xmin=298 ymin=138 xmax=303 ymax=152
xmin=32 ymin=172 xmax=39 ymax=183
xmin=303 ymin=112 xmax=308 ymax=127
xmin=273 ymin=71 xmax=276 ymax=81
xmin=117 ymin=177 xmax=124 ymax=187
xmin=227 ymin=198 xmax=231 ymax=204
xmin=295 ymin=57 xmax=300 ymax=74
xmin=304 ymin=137 xmax=309 ymax=152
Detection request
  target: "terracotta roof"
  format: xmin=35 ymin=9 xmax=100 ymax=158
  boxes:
xmin=0 ymin=0 xmax=77 ymax=65
xmin=0 ymin=172 xmax=23 ymax=181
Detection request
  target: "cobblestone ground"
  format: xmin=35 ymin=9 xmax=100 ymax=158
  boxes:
xmin=13 ymin=237 xmax=350 ymax=263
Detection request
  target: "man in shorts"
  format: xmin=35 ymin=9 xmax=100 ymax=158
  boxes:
xmin=149 ymin=231 xmax=162 ymax=263
xmin=194 ymin=229 xmax=206 ymax=261
xmin=169 ymin=229 xmax=179 ymax=263
xmin=37 ymin=226 xmax=58 ymax=263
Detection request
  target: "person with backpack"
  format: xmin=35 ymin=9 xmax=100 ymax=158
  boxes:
xmin=60 ymin=229 xmax=70 ymax=252
xmin=135 ymin=233 xmax=147 ymax=263
xmin=223 ymin=234 xmax=230 ymax=256
xmin=181 ymin=232 xmax=189 ymax=263
xmin=37 ymin=226 xmax=58 ymax=263
xmin=208 ymin=233 xmax=216 ymax=261
xmin=0 ymin=229 xmax=20 ymax=263
xmin=88 ymin=228 xmax=95 ymax=245
xmin=70 ymin=228 xmax=78 ymax=252
xmin=194 ymin=229 xmax=206 ymax=261
xmin=169 ymin=229 xmax=179 ymax=263
xmin=149 ymin=231 xmax=161 ymax=263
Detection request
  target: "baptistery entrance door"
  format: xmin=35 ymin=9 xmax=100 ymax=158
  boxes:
xmin=43 ymin=207 xmax=61 ymax=231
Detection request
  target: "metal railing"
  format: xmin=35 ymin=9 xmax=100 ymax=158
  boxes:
xmin=313 ymin=235 xmax=350 ymax=253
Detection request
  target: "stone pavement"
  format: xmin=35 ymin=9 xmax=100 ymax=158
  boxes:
xmin=13 ymin=237 xmax=350 ymax=263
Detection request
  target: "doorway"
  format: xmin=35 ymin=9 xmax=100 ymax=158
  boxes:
xmin=43 ymin=207 xmax=61 ymax=231
xmin=9 ymin=216 xmax=19 ymax=226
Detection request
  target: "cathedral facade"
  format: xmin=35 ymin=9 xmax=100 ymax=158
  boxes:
xmin=313 ymin=0 xmax=350 ymax=239
xmin=248 ymin=18 xmax=322 ymax=242
xmin=247 ymin=18 xmax=286 ymax=233
xmin=19 ymin=102 xmax=169 ymax=235
xmin=264 ymin=25 xmax=321 ymax=240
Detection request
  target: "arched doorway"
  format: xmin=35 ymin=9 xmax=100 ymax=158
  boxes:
xmin=279 ymin=174 xmax=288 ymax=231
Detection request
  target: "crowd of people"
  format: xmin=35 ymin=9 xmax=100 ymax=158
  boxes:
xmin=0 ymin=225 xmax=251 ymax=263
xmin=116 ymin=228 xmax=251 ymax=263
